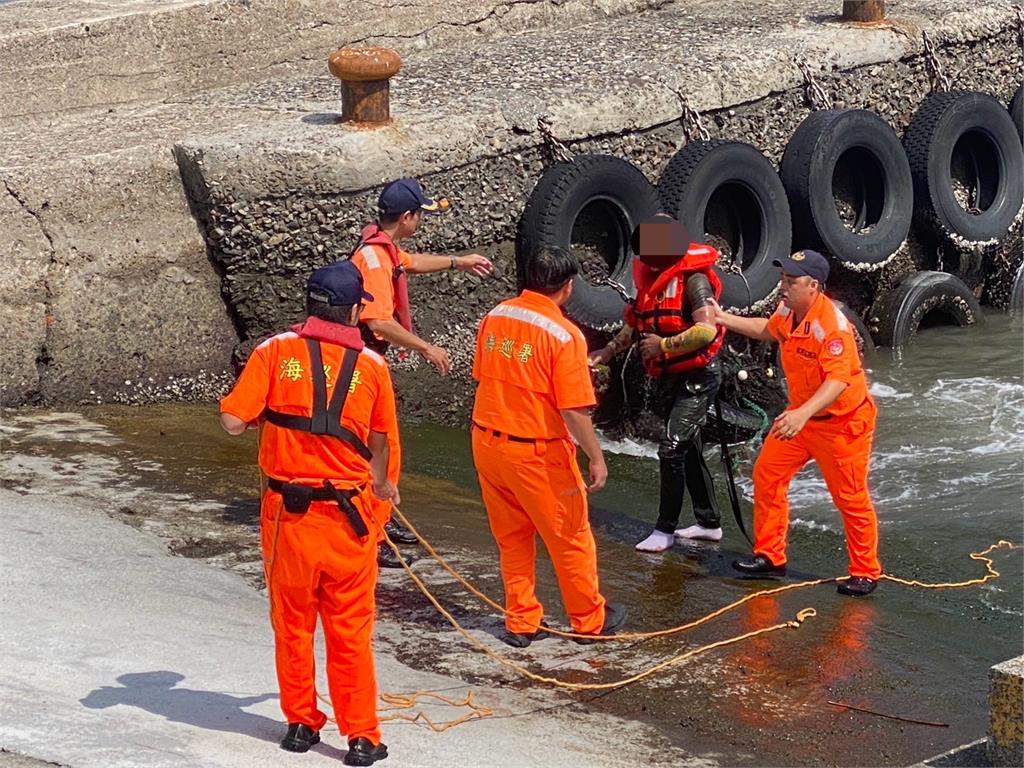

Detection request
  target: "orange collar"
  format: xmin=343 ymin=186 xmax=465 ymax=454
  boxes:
xmin=787 ymin=293 xmax=829 ymax=338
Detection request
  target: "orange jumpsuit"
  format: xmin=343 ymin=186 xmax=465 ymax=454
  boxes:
xmin=471 ymin=290 xmax=608 ymax=635
xmin=755 ymin=293 xmax=882 ymax=579
xmin=221 ymin=325 xmax=398 ymax=744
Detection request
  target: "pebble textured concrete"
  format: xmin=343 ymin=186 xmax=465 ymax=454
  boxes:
xmin=988 ymin=656 xmax=1024 ymax=767
xmin=176 ymin=0 xmax=1024 ymax=422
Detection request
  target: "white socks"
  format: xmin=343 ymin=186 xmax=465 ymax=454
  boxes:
xmin=635 ymin=530 xmax=675 ymax=552
xmin=674 ymin=524 xmax=723 ymax=542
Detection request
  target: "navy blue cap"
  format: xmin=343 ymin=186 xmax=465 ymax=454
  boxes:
xmin=773 ymin=249 xmax=830 ymax=285
xmin=377 ymin=178 xmax=447 ymax=215
xmin=307 ymin=261 xmax=373 ymax=306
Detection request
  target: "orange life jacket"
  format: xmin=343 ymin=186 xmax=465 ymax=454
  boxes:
xmin=351 ymin=223 xmax=413 ymax=333
xmin=625 ymin=245 xmax=726 ymax=376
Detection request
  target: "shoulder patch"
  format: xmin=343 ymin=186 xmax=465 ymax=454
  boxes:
xmin=359 ymin=245 xmax=382 ymax=270
xmin=827 ymin=338 xmax=844 ymax=357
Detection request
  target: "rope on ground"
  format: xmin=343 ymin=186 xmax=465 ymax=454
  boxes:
xmin=377 ymin=691 xmax=494 ymax=732
xmin=380 ymin=520 xmax=817 ymax=691
xmin=880 ymin=540 xmax=1017 ymax=589
xmin=391 ymin=504 xmax=831 ymax=642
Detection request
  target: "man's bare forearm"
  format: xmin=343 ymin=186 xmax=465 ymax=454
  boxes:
xmin=368 ymin=430 xmax=390 ymax=483
xmin=561 ymin=408 xmax=604 ymax=465
xmin=406 ymin=253 xmax=454 ymax=274
xmin=366 ymin=318 xmax=429 ymax=353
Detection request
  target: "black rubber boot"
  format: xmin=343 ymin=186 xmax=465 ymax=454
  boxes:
xmin=572 ymin=602 xmax=628 ymax=645
xmin=384 ymin=518 xmax=419 ymax=546
xmin=377 ymin=543 xmax=414 ymax=569
xmin=280 ymin=723 xmax=320 ymax=753
xmin=499 ymin=623 xmax=551 ymax=648
xmin=343 ymin=737 xmax=389 ymax=766
xmin=837 ymin=577 xmax=877 ymax=597
xmin=732 ymin=554 xmax=787 ymax=577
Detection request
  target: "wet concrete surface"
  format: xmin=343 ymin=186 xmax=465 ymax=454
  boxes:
xmin=2 ymin=335 xmax=1021 ymax=767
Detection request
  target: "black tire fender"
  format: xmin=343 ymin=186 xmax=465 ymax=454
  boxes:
xmin=658 ymin=140 xmax=792 ymax=311
xmin=1009 ymin=83 xmax=1023 ymax=145
xmin=903 ymin=91 xmax=1024 ymax=246
xmin=871 ymin=270 xmax=983 ymax=351
xmin=781 ymin=109 xmax=912 ymax=268
xmin=515 ymin=154 xmax=661 ymax=330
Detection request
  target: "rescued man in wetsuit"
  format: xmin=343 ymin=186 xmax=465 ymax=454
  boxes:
xmin=220 ymin=260 xmax=397 ymax=765
xmin=589 ymin=214 xmax=726 ymax=552
xmin=346 ymin=178 xmax=493 ymax=568
xmin=707 ymin=249 xmax=882 ymax=596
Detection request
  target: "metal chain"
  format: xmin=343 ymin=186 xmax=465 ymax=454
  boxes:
xmin=536 ymin=116 xmax=574 ymax=164
xmin=921 ymin=30 xmax=951 ymax=92
xmin=795 ymin=59 xmax=834 ymax=110
xmin=672 ymin=88 xmax=711 ymax=143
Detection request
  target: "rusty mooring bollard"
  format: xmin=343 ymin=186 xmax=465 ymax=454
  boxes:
xmin=842 ymin=0 xmax=885 ymax=23
xmin=327 ymin=47 xmax=402 ymax=126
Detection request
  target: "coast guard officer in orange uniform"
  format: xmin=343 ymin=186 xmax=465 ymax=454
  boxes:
xmin=708 ymin=250 xmax=882 ymax=596
xmin=471 ymin=245 xmax=626 ymax=647
xmin=220 ymin=261 xmax=396 ymax=766
xmin=347 ymin=177 xmax=493 ymax=568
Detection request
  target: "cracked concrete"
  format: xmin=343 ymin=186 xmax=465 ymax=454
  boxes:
xmin=0 ymin=0 xmax=666 ymax=117
xmin=0 ymin=174 xmax=54 ymax=403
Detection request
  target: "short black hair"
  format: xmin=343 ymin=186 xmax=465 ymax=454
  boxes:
xmin=306 ymin=296 xmax=357 ymax=325
xmin=520 ymin=246 xmax=579 ymax=294
xmin=378 ymin=210 xmax=419 ymax=227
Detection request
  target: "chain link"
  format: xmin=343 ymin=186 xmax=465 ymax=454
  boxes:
xmin=536 ymin=116 xmax=575 ymax=164
xmin=795 ymin=58 xmax=834 ymax=110
xmin=921 ymin=30 xmax=951 ymax=92
xmin=672 ymin=88 xmax=711 ymax=143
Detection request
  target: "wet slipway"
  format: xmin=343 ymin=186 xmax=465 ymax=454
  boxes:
xmin=0 ymin=311 xmax=1020 ymax=767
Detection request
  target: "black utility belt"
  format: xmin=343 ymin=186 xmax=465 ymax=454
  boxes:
xmin=267 ymin=477 xmax=369 ymax=539
xmin=472 ymin=422 xmax=554 ymax=444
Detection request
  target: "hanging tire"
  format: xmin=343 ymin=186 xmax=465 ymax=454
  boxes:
xmin=903 ymin=91 xmax=1024 ymax=246
xmin=515 ymin=154 xmax=661 ymax=330
xmin=1010 ymin=84 xmax=1023 ymax=145
xmin=871 ymin=270 xmax=983 ymax=351
xmin=780 ymin=109 xmax=912 ymax=267
xmin=658 ymin=140 xmax=791 ymax=310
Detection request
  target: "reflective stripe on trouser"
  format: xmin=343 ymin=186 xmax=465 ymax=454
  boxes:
xmin=261 ymin=491 xmax=381 ymax=742
xmin=471 ymin=429 xmax=607 ymax=635
xmin=751 ymin=400 xmax=882 ymax=579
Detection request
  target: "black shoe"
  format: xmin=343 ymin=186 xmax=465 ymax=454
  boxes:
xmin=837 ymin=577 xmax=877 ymax=597
xmin=377 ymin=543 xmax=414 ymax=570
xmin=343 ymin=737 xmax=389 ymax=766
xmin=572 ymin=602 xmax=628 ymax=645
xmin=732 ymin=554 xmax=788 ymax=577
xmin=499 ymin=624 xmax=551 ymax=648
xmin=280 ymin=723 xmax=320 ymax=753
xmin=384 ymin=518 xmax=419 ymax=546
